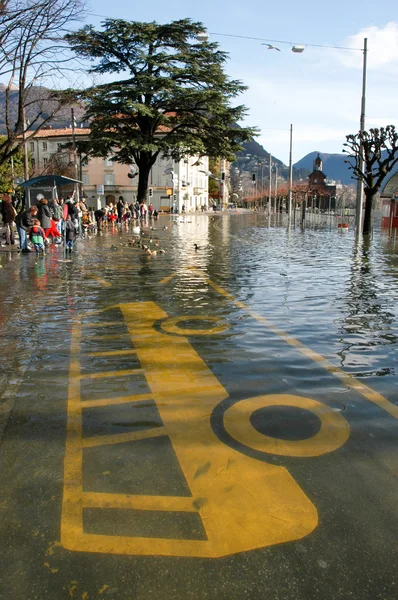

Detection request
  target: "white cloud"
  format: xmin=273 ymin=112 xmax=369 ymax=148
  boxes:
xmin=334 ymin=22 xmax=398 ymax=71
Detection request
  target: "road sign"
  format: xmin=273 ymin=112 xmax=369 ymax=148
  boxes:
xmin=96 ymin=185 xmax=104 ymax=194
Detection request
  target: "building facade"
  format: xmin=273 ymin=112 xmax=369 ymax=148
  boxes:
xmin=380 ymin=171 xmax=398 ymax=229
xmin=27 ymin=128 xmax=209 ymax=212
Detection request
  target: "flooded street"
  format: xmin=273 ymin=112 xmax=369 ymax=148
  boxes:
xmin=0 ymin=213 xmax=397 ymax=600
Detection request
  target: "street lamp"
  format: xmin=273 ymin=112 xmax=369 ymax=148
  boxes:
xmin=355 ymin=37 xmax=368 ymax=236
xmin=196 ymin=32 xmax=209 ymax=43
xmin=286 ymin=41 xmax=367 ymax=231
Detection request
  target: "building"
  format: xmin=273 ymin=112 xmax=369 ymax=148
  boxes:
xmin=307 ymin=154 xmax=336 ymax=211
xmin=380 ymin=171 xmax=398 ymax=229
xmin=26 ymin=128 xmax=209 ymax=212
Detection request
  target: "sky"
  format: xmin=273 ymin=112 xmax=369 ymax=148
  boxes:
xmin=77 ymin=0 xmax=398 ymax=164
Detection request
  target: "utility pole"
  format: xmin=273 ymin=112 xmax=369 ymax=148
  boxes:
xmin=355 ymin=37 xmax=368 ymax=236
xmin=22 ymin=108 xmax=29 ymax=182
xmin=269 ymin=154 xmax=272 ymax=213
xmin=220 ymin=158 xmax=226 ymax=208
xmin=274 ymin=165 xmax=278 ymax=213
xmin=288 ymin=124 xmax=293 ymax=219
xmin=71 ymin=108 xmax=80 ymax=200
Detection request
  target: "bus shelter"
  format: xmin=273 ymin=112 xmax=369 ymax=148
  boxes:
xmin=20 ymin=175 xmax=82 ymax=208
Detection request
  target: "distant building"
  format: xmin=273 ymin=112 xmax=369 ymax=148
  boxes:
xmin=307 ymin=154 xmax=336 ymax=211
xmin=380 ymin=171 xmax=398 ymax=229
xmin=26 ymin=128 xmax=209 ymax=212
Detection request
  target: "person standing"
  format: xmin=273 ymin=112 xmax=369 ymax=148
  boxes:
xmin=0 ymin=194 xmax=17 ymax=245
xmin=64 ymin=215 xmax=76 ymax=253
xmin=28 ymin=219 xmax=48 ymax=256
xmin=37 ymin=198 xmax=52 ymax=235
xmin=117 ymin=196 xmax=125 ymax=223
xmin=52 ymin=199 xmax=63 ymax=237
xmin=15 ymin=205 xmax=38 ymax=252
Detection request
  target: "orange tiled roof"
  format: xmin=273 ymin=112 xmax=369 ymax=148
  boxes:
xmin=27 ymin=128 xmax=91 ymax=138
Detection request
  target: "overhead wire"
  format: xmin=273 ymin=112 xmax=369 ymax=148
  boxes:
xmin=83 ymin=12 xmax=363 ymax=52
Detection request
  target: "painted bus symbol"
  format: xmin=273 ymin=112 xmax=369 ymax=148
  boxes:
xmin=62 ymin=302 xmax=349 ymax=558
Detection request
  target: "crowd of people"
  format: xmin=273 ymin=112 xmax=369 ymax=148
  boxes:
xmin=93 ymin=198 xmax=158 ymax=230
xmin=0 ymin=192 xmax=159 ymax=256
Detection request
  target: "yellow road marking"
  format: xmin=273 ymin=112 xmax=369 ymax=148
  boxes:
xmin=82 ymin=427 xmax=166 ymax=448
xmin=62 ymin=318 xmax=84 ymax=540
xmin=79 ymin=368 xmax=143 ymax=380
xmin=187 ymin=267 xmax=398 ymax=421
xmin=160 ymin=315 xmax=230 ymax=336
xmin=159 ymin=273 xmax=178 ymax=285
xmin=81 ymin=393 xmax=154 ymax=409
xmin=83 ymin=492 xmax=197 ymax=512
xmin=81 ymin=321 xmax=123 ymax=328
xmin=224 ymin=394 xmax=350 ymax=457
xmin=90 ymin=276 xmax=112 ymax=287
xmin=63 ymin=302 xmax=329 ymax=558
xmin=83 ymin=334 xmax=131 ymax=341
xmin=87 ymin=349 xmax=138 ymax=357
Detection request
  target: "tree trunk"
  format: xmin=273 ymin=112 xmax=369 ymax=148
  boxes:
xmin=363 ymin=190 xmax=374 ymax=235
xmin=137 ymin=161 xmax=151 ymax=203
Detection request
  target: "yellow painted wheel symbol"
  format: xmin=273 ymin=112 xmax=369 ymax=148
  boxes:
xmin=160 ymin=315 xmax=230 ymax=336
xmin=224 ymin=394 xmax=350 ymax=457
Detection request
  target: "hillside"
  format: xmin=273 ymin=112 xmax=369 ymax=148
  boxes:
xmin=294 ymin=150 xmax=398 ymax=185
xmin=236 ymin=135 xmax=309 ymax=180
xmin=293 ymin=151 xmax=353 ymax=183
xmin=0 ymin=84 xmax=86 ymax=132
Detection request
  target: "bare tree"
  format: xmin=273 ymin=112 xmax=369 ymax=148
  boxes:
xmin=0 ymin=0 xmax=85 ymax=170
xmin=343 ymin=126 xmax=398 ymax=234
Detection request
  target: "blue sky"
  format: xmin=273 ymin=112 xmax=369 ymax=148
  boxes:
xmin=79 ymin=0 xmax=398 ymax=164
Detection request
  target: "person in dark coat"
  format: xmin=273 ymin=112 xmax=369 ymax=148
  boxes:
xmin=15 ymin=205 xmax=38 ymax=252
xmin=94 ymin=207 xmax=106 ymax=231
xmin=65 ymin=197 xmax=78 ymax=220
xmin=1 ymin=194 xmax=17 ymax=245
xmin=64 ymin=215 xmax=76 ymax=253
xmin=37 ymin=198 xmax=53 ymax=232
xmin=117 ymin=196 xmax=125 ymax=223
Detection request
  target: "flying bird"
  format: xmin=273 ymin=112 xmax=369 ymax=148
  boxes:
xmin=262 ymin=43 xmax=281 ymax=51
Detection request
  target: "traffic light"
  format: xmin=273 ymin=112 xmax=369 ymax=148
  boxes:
xmin=252 ymin=173 xmax=256 ymax=182
xmin=148 ymin=188 xmax=153 ymax=197
xmin=221 ymin=172 xmax=225 ymax=181
xmin=173 ymin=194 xmax=177 ymax=202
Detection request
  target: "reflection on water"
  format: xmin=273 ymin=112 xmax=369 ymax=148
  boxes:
xmin=0 ymin=214 xmax=397 ymax=400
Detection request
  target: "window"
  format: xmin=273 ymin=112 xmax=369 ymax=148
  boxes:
xmin=42 ymin=141 xmax=47 ymax=151
xmin=57 ymin=143 xmax=63 ymax=152
xmin=29 ymin=142 xmax=35 ymax=152
xmin=104 ymin=173 xmax=115 ymax=186
xmin=104 ymin=156 xmax=114 ymax=167
xmin=31 ymin=158 xmax=35 ymax=169
xmin=82 ymin=173 xmax=90 ymax=185
xmin=43 ymin=157 xmax=48 ymax=166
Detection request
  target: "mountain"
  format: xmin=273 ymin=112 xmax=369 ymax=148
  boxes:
xmin=235 ymin=134 xmax=310 ymax=180
xmin=0 ymin=84 xmax=86 ymax=132
xmin=293 ymin=151 xmax=353 ymax=184
xmin=294 ymin=150 xmax=398 ymax=185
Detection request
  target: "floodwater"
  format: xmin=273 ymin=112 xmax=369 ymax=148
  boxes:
xmin=0 ymin=213 xmax=397 ymax=600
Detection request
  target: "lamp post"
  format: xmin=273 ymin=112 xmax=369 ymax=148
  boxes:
xmin=355 ymin=37 xmax=368 ymax=236
xmin=288 ymin=124 xmax=293 ymax=219
xmin=71 ymin=108 xmax=80 ymax=200
xmin=269 ymin=154 xmax=272 ymax=213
